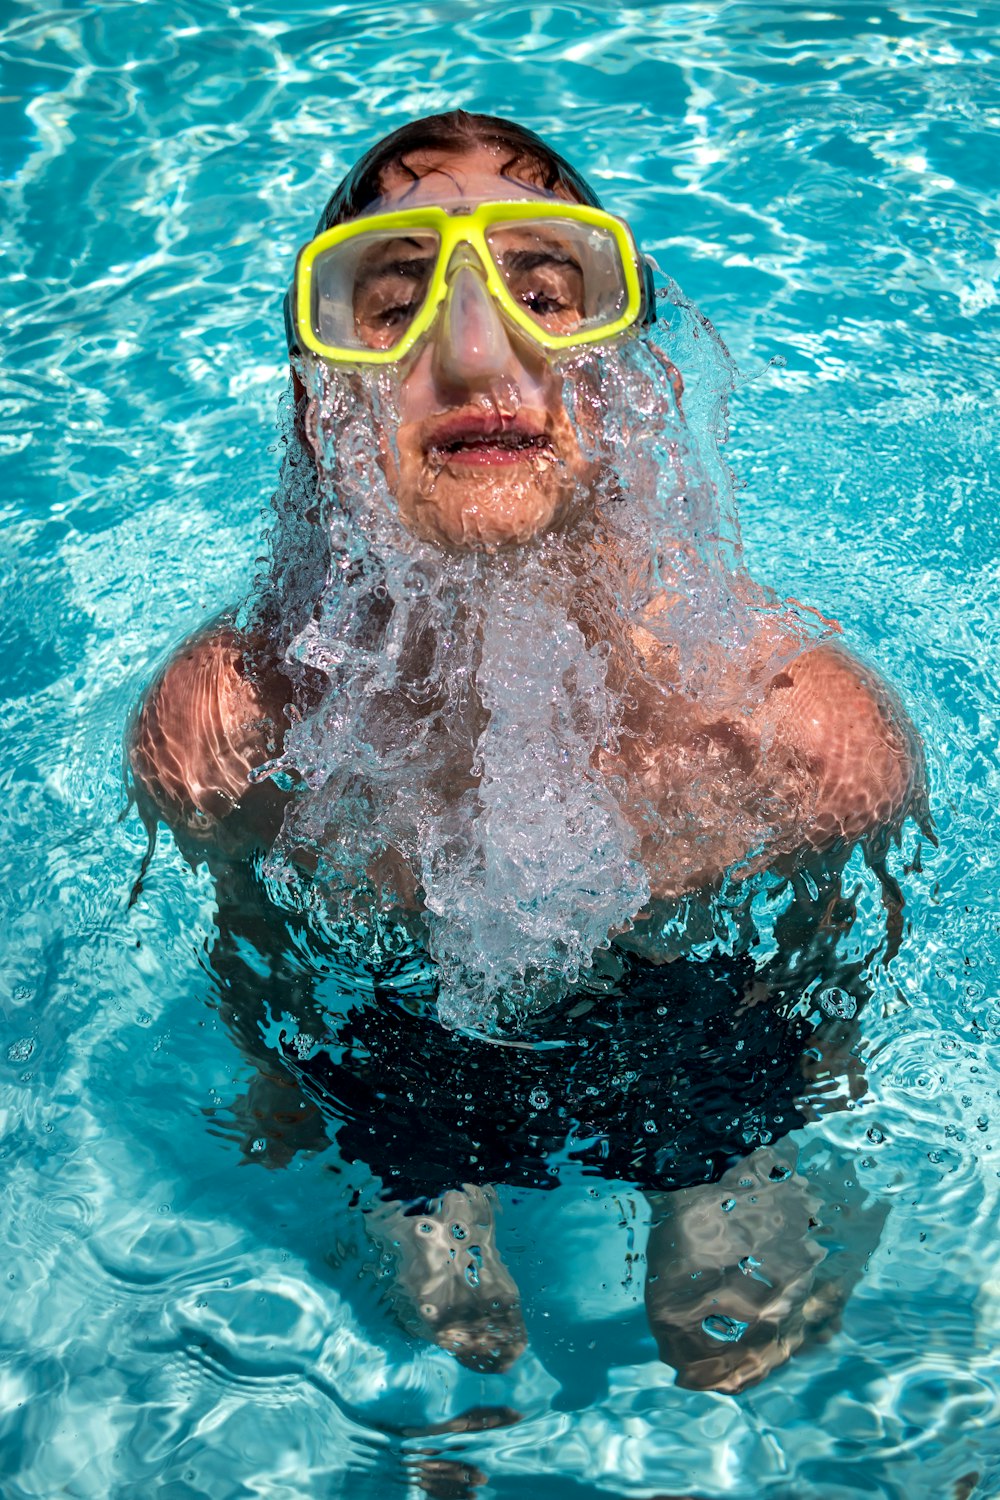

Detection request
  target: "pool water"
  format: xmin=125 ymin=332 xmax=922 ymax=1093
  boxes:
xmin=1 ymin=2 xmax=998 ymax=1496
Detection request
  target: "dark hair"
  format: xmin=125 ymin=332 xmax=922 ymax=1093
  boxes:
xmin=315 ymin=110 xmax=603 ymax=233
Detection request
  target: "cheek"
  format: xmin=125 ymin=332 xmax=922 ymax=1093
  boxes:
xmin=547 ymin=400 xmax=598 ymax=488
xmin=380 ymin=431 xmax=400 ymax=492
xmin=389 ymin=423 xmax=423 ymax=496
xmin=396 ymin=348 xmax=437 ymax=426
xmin=559 ymin=365 xmax=605 ymax=453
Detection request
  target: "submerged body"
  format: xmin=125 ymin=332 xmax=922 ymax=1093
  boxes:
xmin=129 ymin=113 xmax=922 ymax=1390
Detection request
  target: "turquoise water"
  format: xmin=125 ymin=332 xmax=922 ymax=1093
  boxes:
xmin=2 ymin=1 xmax=998 ymax=1496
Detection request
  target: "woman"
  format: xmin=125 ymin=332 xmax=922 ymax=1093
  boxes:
xmin=132 ymin=110 xmax=917 ymax=886
xmin=129 ymin=111 xmax=921 ymax=1389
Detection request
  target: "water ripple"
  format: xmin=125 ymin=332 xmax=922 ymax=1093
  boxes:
xmin=0 ymin=2 xmax=997 ymax=1496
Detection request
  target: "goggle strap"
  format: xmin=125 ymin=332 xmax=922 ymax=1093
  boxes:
xmin=642 ymin=258 xmax=657 ymax=328
xmin=283 ymin=288 xmax=300 ymax=357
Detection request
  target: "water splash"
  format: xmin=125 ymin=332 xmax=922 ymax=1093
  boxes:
xmin=248 ymin=287 xmax=826 ymax=1031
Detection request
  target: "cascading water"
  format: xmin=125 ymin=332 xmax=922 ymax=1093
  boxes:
xmin=250 ymin=285 xmax=828 ymax=1031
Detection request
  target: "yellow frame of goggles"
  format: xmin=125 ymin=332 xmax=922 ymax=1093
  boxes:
xmin=289 ymin=200 xmax=649 ymax=365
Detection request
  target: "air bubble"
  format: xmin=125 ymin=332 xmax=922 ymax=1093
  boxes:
xmin=819 ymin=987 xmax=857 ymax=1020
xmin=6 ymin=1039 xmax=34 ymax=1063
xmin=738 ymin=1255 xmax=772 ymax=1285
xmin=702 ymin=1313 xmax=749 ymax=1343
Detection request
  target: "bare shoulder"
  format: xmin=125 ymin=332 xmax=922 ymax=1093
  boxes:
xmin=755 ymin=641 xmax=922 ymax=846
xmin=129 ymin=619 xmax=290 ymax=845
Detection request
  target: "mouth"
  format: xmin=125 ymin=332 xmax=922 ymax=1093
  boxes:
xmin=425 ymin=414 xmax=554 ymax=468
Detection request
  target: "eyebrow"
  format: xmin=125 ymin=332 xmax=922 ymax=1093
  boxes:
xmin=500 ymin=248 xmax=583 ymax=276
xmin=350 ymin=240 xmax=585 ymax=301
xmin=354 ymin=238 xmax=435 ymax=295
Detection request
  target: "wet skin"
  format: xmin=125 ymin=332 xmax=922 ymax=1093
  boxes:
xmin=128 ymin=145 xmax=923 ymax=1389
xmin=134 ymin=148 xmax=919 ymax=873
xmin=329 ymin=146 xmax=600 ymax=549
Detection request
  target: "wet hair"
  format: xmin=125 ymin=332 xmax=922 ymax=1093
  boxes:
xmin=315 ymin=110 xmax=603 ymax=233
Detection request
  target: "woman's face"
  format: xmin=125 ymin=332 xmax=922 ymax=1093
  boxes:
xmin=331 ymin=145 xmax=601 ymax=550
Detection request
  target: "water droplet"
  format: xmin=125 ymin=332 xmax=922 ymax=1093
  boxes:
xmin=6 ymin=1039 xmax=34 ymax=1063
xmin=291 ymin=1031 xmax=316 ymax=1060
xmin=768 ymin=1164 xmax=791 ymax=1182
xmin=737 ymin=1255 xmax=768 ymax=1284
xmin=702 ymin=1313 xmax=748 ymax=1343
xmin=720 ymin=1198 xmax=736 ymax=1213
xmin=528 ymin=1087 xmax=549 ymax=1110
xmin=820 ymin=987 xmax=857 ymax=1020
xmin=866 ymin=1126 xmax=885 ymax=1144
xmin=418 ymin=1222 xmax=434 ymax=1235
xmin=250 ymin=1138 xmax=266 ymax=1153
xmin=450 ymin=1223 xmax=467 ymax=1240
xmin=465 ymin=1262 xmax=480 ymax=1288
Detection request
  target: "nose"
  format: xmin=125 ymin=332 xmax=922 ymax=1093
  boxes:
xmin=431 ymin=258 xmax=513 ymax=389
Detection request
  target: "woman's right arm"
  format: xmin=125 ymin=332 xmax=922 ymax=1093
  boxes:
xmin=129 ymin=622 xmax=291 ymax=853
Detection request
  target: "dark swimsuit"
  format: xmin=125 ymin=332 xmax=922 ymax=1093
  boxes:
xmin=273 ymin=951 xmax=816 ymax=1205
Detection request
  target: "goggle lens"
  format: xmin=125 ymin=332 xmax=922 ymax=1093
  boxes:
xmin=312 ymin=228 xmax=439 ymax=353
xmin=485 ymin=218 xmax=627 ymax=338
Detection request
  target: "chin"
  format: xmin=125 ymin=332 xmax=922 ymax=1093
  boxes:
xmin=404 ymin=470 xmax=574 ymax=549
xmin=392 ymin=453 xmax=595 ymax=551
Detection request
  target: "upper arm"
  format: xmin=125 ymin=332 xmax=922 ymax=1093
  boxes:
xmin=759 ymin=644 xmax=922 ymax=850
xmin=129 ymin=623 xmax=289 ymax=845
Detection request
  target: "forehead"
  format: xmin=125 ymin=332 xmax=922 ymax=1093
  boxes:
xmin=366 ymin=144 xmax=575 ymax=214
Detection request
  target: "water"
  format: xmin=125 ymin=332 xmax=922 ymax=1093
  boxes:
xmin=1 ymin=2 xmax=998 ymax=1496
xmin=262 ymin=327 xmax=820 ymax=1031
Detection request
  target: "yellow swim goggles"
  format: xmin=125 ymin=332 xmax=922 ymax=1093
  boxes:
xmin=285 ymin=200 xmax=656 ymax=365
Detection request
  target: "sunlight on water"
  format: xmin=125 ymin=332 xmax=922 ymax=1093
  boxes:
xmin=1 ymin=0 xmax=998 ymax=1496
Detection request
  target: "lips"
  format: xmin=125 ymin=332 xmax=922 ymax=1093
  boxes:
xmin=424 ymin=412 xmax=553 ymax=467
